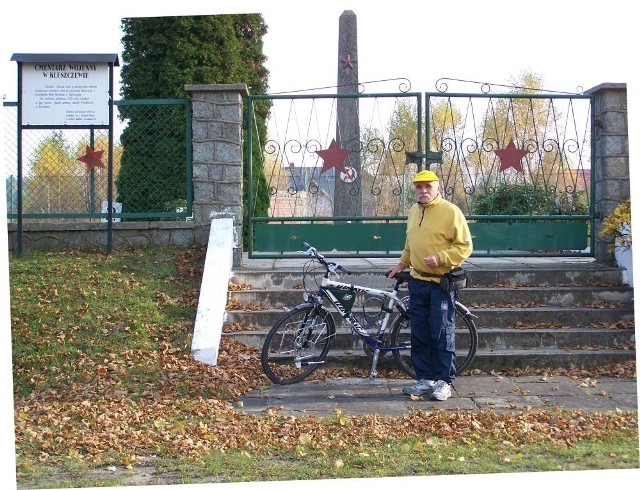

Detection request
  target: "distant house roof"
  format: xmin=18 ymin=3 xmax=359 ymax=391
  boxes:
xmin=565 ymin=168 xmax=591 ymax=191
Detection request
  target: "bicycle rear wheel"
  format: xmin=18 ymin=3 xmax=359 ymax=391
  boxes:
xmin=261 ymin=303 xmax=335 ymax=385
xmin=390 ymin=303 xmax=478 ymax=378
xmin=453 ymin=303 xmax=478 ymax=374
xmin=389 ymin=313 xmax=414 ymax=378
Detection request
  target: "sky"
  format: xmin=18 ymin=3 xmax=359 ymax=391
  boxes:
xmin=1 ymin=1 xmax=638 ymax=489
xmin=1 ymin=0 xmax=638 ymax=100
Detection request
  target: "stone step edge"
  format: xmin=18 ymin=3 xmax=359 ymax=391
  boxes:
xmin=254 ymin=348 xmax=635 ymax=362
xmin=225 ymin=306 xmax=635 ymax=314
xmin=223 ymin=326 xmax=635 ymax=335
xmin=228 ymin=286 xmax=632 ymax=292
xmin=245 ymin=349 xmax=635 ymax=372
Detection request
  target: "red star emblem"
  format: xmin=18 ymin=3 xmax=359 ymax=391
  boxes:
xmin=494 ymin=138 xmax=527 ymax=173
xmin=77 ymin=145 xmax=105 ymax=173
xmin=316 ymin=139 xmax=351 ymax=174
xmin=341 ymin=54 xmax=357 ymax=70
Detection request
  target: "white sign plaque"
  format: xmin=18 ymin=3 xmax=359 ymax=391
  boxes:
xmin=101 ymin=201 xmax=122 ymax=222
xmin=20 ymin=62 xmax=110 ymax=126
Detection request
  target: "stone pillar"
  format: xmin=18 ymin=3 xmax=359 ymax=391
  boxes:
xmin=585 ymin=83 xmax=629 ymax=264
xmin=185 ymin=84 xmax=248 ymax=267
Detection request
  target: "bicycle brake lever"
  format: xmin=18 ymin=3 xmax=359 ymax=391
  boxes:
xmin=327 ymin=263 xmax=352 ymax=275
xmin=327 ymin=262 xmax=340 ymax=274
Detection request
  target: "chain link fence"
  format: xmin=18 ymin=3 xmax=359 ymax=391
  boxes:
xmin=3 ymin=99 xmax=191 ymax=223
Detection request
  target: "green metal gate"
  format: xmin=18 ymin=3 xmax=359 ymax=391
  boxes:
xmin=247 ymin=84 xmax=594 ymax=258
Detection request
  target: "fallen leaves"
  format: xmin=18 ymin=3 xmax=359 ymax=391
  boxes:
xmin=507 ymin=320 xmax=635 ymax=330
xmin=472 ymin=301 xmax=546 ymax=308
xmin=225 ymin=298 xmax=268 ymax=311
xmin=228 ymin=282 xmax=252 ymax=291
xmin=562 ymin=341 xmax=636 ymax=352
xmin=583 ymin=300 xmax=625 ymax=309
xmin=13 ymin=338 xmax=639 ymax=467
xmin=472 ymin=361 xmax=637 ymax=379
xmin=9 ymin=247 xmax=639 ymax=472
xmin=222 ymin=322 xmax=258 ymax=333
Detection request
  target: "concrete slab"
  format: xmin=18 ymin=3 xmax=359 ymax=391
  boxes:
xmin=237 ymin=374 xmax=638 ymax=417
xmin=542 ymin=395 xmax=621 ymax=411
xmin=472 ymin=395 xmax=546 ymax=410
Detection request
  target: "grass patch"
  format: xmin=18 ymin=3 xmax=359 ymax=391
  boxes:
xmin=16 ymin=434 xmax=639 ymax=487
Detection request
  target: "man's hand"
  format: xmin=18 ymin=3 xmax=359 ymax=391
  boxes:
xmin=423 ymin=254 xmax=440 ymax=268
xmin=386 ymin=264 xmax=406 ymax=278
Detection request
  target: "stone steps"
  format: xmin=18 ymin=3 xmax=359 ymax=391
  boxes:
xmin=225 ymin=286 xmax=634 ymax=309
xmin=223 ymin=259 xmax=636 ymax=371
xmin=224 ymin=305 xmax=634 ymax=331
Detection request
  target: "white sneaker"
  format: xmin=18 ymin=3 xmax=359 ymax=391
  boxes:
xmin=402 ymin=379 xmax=436 ymax=395
xmin=430 ymin=380 xmax=452 ymax=401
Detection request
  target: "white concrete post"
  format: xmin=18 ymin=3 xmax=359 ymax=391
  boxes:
xmin=190 ymin=218 xmax=234 ymax=365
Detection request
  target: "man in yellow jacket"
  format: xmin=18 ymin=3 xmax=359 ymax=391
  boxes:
xmin=387 ymin=169 xmax=473 ymax=401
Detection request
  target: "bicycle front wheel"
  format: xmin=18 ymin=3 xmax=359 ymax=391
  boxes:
xmin=390 ymin=303 xmax=478 ymax=378
xmin=261 ymin=303 xmax=335 ymax=385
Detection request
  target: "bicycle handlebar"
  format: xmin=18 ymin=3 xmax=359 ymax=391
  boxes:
xmin=301 ymin=241 xmax=413 ymax=288
xmin=301 ymin=242 xmax=352 ymax=275
xmin=386 ymin=270 xmax=412 ymax=284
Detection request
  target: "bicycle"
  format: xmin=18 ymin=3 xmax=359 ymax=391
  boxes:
xmin=260 ymin=242 xmax=478 ymax=385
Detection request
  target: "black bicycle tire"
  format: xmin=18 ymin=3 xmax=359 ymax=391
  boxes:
xmin=389 ymin=313 xmax=415 ymax=378
xmin=261 ymin=303 xmax=335 ymax=385
xmin=454 ymin=305 xmax=478 ymax=374
xmin=390 ymin=304 xmax=478 ymax=377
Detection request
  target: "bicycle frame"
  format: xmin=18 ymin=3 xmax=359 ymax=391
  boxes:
xmin=260 ymin=242 xmax=479 ymax=384
xmin=311 ymin=275 xmax=409 ymax=355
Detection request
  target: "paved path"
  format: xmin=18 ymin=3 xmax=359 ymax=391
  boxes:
xmin=238 ymin=375 xmax=638 ymax=417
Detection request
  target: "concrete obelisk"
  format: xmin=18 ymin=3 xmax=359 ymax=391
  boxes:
xmin=334 ymin=10 xmax=362 ymax=216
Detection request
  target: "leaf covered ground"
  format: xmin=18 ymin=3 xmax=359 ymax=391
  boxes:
xmin=9 ymin=246 xmax=639 ymax=485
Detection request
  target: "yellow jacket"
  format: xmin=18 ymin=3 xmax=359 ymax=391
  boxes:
xmin=399 ymin=195 xmax=473 ymax=282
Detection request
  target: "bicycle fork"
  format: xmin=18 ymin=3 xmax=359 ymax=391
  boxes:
xmin=294 ymin=305 xmax=332 ymax=368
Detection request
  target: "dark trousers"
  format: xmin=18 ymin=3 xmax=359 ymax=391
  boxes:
xmin=408 ymin=279 xmax=456 ymax=384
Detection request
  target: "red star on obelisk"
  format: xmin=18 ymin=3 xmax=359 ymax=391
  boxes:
xmin=494 ymin=138 xmax=528 ymax=173
xmin=315 ymin=139 xmax=351 ymax=174
xmin=341 ymin=54 xmax=357 ymax=70
xmin=77 ymin=145 xmax=105 ymax=173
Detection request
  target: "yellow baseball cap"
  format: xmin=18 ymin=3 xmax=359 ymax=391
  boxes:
xmin=412 ymin=170 xmax=439 ymax=183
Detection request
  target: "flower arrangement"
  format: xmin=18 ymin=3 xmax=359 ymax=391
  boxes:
xmin=599 ymin=199 xmax=632 ymax=252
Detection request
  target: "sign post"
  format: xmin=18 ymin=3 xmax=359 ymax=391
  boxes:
xmin=10 ymin=53 xmax=120 ymax=256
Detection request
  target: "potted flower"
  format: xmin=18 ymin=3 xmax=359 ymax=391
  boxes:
xmin=599 ymin=199 xmax=632 ymax=286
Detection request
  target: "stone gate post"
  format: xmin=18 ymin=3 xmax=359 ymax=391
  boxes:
xmin=185 ymin=84 xmax=248 ymax=267
xmin=586 ymin=83 xmax=630 ymax=264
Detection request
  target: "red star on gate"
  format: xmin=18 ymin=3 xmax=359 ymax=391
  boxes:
xmin=494 ymin=138 xmax=527 ymax=173
xmin=315 ymin=139 xmax=351 ymax=174
xmin=77 ymin=145 xmax=105 ymax=173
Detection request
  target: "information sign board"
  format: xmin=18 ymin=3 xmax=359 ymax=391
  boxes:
xmin=20 ymin=61 xmax=110 ymax=126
